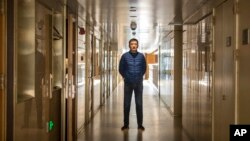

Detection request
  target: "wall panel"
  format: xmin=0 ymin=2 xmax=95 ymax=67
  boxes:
xmin=182 ymin=16 xmax=212 ymax=141
xmin=213 ymin=1 xmax=235 ymax=141
xmin=238 ymin=0 xmax=250 ymax=123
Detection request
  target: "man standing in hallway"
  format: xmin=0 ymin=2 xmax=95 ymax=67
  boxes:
xmin=119 ymin=38 xmax=147 ymax=131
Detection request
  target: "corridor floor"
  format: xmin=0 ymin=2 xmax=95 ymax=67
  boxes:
xmin=77 ymin=80 xmax=191 ymax=141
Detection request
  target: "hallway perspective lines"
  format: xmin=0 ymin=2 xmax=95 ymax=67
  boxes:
xmin=77 ymin=80 xmax=191 ymax=141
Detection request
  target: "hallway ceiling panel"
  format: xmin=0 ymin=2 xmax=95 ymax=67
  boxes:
xmin=78 ymin=0 xmax=216 ymax=52
xmin=78 ymin=0 xmax=176 ymax=25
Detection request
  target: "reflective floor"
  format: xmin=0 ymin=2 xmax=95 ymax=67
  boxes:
xmin=77 ymin=80 xmax=192 ymax=141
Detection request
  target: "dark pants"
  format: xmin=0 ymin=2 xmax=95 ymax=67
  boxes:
xmin=123 ymin=81 xmax=143 ymax=127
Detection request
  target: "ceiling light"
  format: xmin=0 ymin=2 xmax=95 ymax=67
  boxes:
xmin=130 ymin=21 xmax=137 ymax=30
xmin=129 ymin=9 xmax=136 ymax=12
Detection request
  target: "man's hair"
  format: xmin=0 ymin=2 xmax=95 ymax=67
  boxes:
xmin=129 ymin=38 xmax=138 ymax=45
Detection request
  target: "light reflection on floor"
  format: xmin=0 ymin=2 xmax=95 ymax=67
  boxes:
xmin=77 ymin=80 xmax=192 ymax=141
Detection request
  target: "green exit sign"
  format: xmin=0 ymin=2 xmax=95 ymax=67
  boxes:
xmin=48 ymin=121 xmax=54 ymax=131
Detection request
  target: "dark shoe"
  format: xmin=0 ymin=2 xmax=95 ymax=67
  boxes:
xmin=138 ymin=125 xmax=145 ymax=131
xmin=121 ymin=125 xmax=129 ymax=130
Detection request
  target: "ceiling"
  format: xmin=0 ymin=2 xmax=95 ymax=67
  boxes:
xmin=77 ymin=0 xmax=219 ymax=53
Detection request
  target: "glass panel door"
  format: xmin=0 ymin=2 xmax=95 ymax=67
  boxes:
xmin=50 ymin=12 xmax=63 ymax=141
xmin=14 ymin=2 xmax=64 ymax=140
xmin=14 ymin=2 xmax=49 ymax=141
xmin=84 ymin=25 xmax=93 ymax=122
xmin=65 ymin=14 xmax=75 ymax=141
xmin=159 ymin=39 xmax=174 ymax=107
xmin=77 ymin=18 xmax=85 ymax=131
xmin=103 ymin=42 xmax=109 ymax=98
xmin=93 ymin=37 xmax=101 ymax=113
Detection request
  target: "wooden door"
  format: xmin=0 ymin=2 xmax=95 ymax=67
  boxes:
xmin=214 ymin=0 xmax=235 ymax=140
xmin=238 ymin=0 xmax=250 ymax=123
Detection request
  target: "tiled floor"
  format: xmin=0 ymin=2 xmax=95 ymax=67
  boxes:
xmin=77 ymin=80 xmax=192 ymax=141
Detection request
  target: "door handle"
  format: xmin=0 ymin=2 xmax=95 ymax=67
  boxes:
xmin=65 ymin=74 xmax=68 ymax=99
xmin=49 ymin=74 xmax=53 ymax=99
xmin=0 ymin=73 xmax=4 ymax=90
xmin=71 ymin=75 xmax=75 ymax=99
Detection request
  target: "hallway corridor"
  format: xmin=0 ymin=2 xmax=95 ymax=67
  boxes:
xmin=77 ymin=80 xmax=191 ymax=141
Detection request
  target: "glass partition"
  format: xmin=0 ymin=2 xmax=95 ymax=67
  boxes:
xmin=93 ymin=37 xmax=101 ymax=112
xmin=52 ymin=13 xmax=63 ymax=87
xmin=159 ymin=38 xmax=174 ymax=107
xmin=77 ymin=18 xmax=86 ymax=130
xmin=16 ymin=0 xmax=35 ymax=102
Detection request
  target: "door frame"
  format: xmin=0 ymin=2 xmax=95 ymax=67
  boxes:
xmin=84 ymin=21 xmax=93 ymax=124
xmin=66 ymin=14 xmax=75 ymax=141
xmin=6 ymin=0 xmax=14 ymax=140
xmin=0 ymin=0 xmax=6 ymax=140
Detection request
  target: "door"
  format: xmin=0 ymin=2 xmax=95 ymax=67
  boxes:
xmin=103 ymin=42 xmax=110 ymax=99
xmin=238 ymin=0 xmax=250 ymax=123
xmin=66 ymin=14 xmax=77 ymax=141
xmin=92 ymin=37 xmax=101 ymax=114
xmin=76 ymin=18 xmax=86 ymax=132
xmin=36 ymin=4 xmax=64 ymax=141
xmin=213 ymin=0 xmax=235 ymax=140
xmin=0 ymin=0 xmax=6 ymax=140
xmin=105 ymin=43 xmax=111 ymax=98
xmin=10 ymin=2 xmax=63 ymax=140
xmin=102 ymin=42 xmax=108 ymax=101
xmin=100 ymin=38 xmax=106 ymax=105
xmin=13 ymin=1 xmax=48 ymax=140
xmin=100 ymin=36 xmax=110 ymax=105
xmin=50 ymin=11 xmax=64 ymax=141
xmin=84 ymin=24 xmax=94 ymax=123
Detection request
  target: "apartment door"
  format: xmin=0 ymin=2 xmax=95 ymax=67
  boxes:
xmin=76 ymin=18 xmax=86 ymax=132
xmin=102 ymin=42 xmax=110 ymax=99
xmin=100 ymin=39 xmax=106 ymax=105
xmin=13 ymin=1 xmax=49 ymax=140
xmin=92 ymin=37 xmax=101 ymax=114
xmin=238 ymin=0 xmax=250 ymax=123
xmin=11 ymin=2 xmax=63 ymax=140
xmin=84 ymin=25 xmax=94 ymax=123
xmin=214 ymin=0 xmax=235 ymax=141
xmin=36 ymin=4 xmax=64 ymax=141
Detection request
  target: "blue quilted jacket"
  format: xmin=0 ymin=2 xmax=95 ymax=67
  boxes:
xmin=119 ymin=52 xmax=147 ymax=83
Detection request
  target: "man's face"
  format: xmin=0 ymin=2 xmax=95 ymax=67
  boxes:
xmin=129 ymin=40 xmax=138 ymax=52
